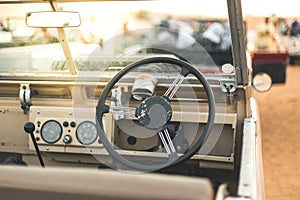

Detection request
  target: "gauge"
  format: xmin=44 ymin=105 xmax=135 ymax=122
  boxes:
xmin=41 ymin=120 xmax=62 ymax=143
xmin=76 ymin=121 xmax=98 ymax=145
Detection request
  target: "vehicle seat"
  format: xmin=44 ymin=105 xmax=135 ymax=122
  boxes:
xmin=0 ymin=165 xmax=213 ymax=200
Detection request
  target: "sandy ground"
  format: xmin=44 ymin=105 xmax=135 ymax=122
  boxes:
xmin=253 ymin=65 xmax=300 ymax=200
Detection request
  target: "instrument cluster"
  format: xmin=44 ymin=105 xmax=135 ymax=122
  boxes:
xmin=28 ymin=106 xmax=113 ymax=153
xmin=39 ymin=119 xmax=99 ymax=145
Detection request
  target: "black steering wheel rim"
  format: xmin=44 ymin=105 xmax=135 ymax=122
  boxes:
xmin=96 ymin=56 xmax=215 ymax=171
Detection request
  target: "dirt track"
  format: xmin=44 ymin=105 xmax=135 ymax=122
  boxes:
xmin=253 ymin=65 xmax=300 ymax=200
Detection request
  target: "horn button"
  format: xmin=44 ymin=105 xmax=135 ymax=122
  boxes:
xmin=135 ymin=96 xmax=172 ymax=131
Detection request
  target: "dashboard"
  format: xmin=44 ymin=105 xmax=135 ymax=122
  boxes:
xmin=24 ymin=80 xmax=238 ymax=170
xmin=0 ymin=56 xmax=239 ymax=170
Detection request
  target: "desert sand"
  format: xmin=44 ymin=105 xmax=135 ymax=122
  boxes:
xmin=253 ymin=65 xmax=300 ymax=200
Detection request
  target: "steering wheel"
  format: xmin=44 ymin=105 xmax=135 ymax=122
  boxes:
xmin=96 ymin=56 xmax=215 ymax=171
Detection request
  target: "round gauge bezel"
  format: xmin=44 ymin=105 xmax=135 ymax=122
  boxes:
xmin=76 ymin=121 xmax=98 ymax=145
xmin=40 ymin=120 xmax=63 ymax=144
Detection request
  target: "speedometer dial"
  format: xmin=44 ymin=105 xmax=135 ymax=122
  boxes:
xmin=76 ymin=121 xmax=98 ymax=145
xmin=41 ymin=120 xmax=62 ymax=143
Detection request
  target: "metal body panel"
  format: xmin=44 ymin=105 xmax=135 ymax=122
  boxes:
xmin=237 ymin=97 xmax=265 ymax=200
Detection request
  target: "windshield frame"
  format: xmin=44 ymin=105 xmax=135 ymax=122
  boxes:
xmin=227 ymin=0 xmax=248 ymax=85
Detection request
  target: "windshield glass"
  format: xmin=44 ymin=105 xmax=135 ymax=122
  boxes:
xmin=0 ymin=0 xmax=232 ymax=74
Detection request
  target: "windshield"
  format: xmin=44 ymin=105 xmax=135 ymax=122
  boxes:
xmin=0 ymin=0 xmax=232 ymax=75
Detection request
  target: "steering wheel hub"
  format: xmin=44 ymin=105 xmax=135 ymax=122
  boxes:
xmin=136 ymin=96 xmax=172 ymax=130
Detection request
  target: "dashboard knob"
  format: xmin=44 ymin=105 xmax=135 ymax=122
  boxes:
xmin=63 ymin=121 xmax=69 ymax=127
xmin=24 ymin=122 xmax=35 ymax=134
xmin=63 ymin=135 xmax=72 ymax=144
xmin=70 ymin=121 xmax=76 ymax=128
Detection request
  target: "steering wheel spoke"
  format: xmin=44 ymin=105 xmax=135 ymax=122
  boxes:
xmin=158 ymin=129 xmax=177 ymax=156
xmin=164 ymin=74 xmax=185 ymax=100
xmin=110 ymin=105 xmax=137 ymax=117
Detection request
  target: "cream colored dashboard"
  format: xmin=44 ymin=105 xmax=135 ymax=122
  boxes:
xmin=0 ymin=78 xmax=239 ymax=169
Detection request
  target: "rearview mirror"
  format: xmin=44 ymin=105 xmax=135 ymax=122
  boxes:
xmin=26 ymin=11 xmax=81 ymax=28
